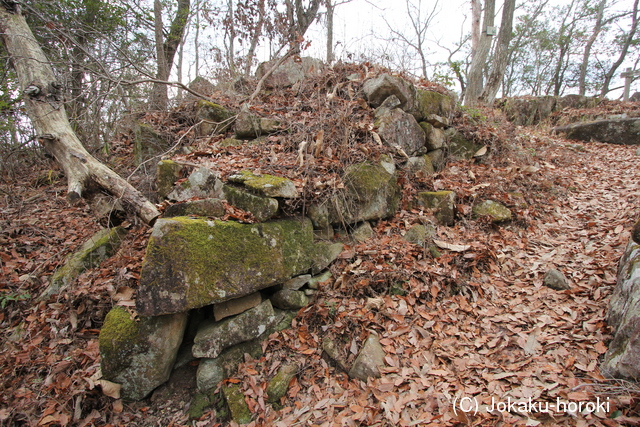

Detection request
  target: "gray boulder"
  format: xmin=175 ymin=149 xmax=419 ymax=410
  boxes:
xmin=363 ymin=74 xmax=415 ymax=109
xmin=192 ymin=300 xmax=277 ymax=359
xmin=255 ymin=57 xmax=324 ymax=88
xmin=543 ymin=269 xmax=571 ymax=291
xmin=602 ymin=240 xmax=640 ymax=380
xmin=167 ymin=167 xmax=223 ymax=202
xmin=349 ymin=335 xmax=386 ymax=381
xmin=99 ymin=306 xmax=188 ymax=400
xmin=376 ymin=108 xmax=426 ymax=156
xmin=553 ymin=118 xmax=640 ymax=145
xmin=420 ymin=122 xmax=445 ymax=151
xmin=156 ymin=160 xmax=185 ymax=199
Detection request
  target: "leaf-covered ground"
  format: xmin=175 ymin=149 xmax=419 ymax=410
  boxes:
xmin=1 ymin=67 xmax=640 ymax=426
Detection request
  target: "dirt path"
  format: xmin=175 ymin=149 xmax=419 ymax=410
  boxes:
xmin=229 ymin=132 xmax=640 ymax=426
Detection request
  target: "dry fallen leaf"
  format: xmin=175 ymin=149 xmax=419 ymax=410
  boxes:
xmin=96 ymin=380 xmax=121 ymax=399
xmin=433 ymin=239 xmax=471 ymax=252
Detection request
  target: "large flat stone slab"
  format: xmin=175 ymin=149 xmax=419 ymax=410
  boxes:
xmin=553 ymin=118 xmax=640 ymax=145
xmin=136 ymin=217 xmax=321 ymax=316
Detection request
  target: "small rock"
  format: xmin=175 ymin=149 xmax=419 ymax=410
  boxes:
xmin=348 ymin=335 xmax=386 ymax=381
xmin=322 ymin=337 xmax=349 ymax=372
xmin=192 ymin=300 xmax=277 ymax=359
xmin=270 ymin=290 xmax=309 ymax=310
xmin=222 ymin=185 xmax=279 ymax=222
xmin=543 ymin=269 xmax=571 ymax=291
xmin=164 ymin=198 xmax=226 ymax=218
xmin=213 ymin=292 xmax=262 ymax=322
xmin=282 ymin=275 xmax=312 ymax=290
xmin=266 ymin=363 xmax=298 ymax=404
xmin=403 ymin=223 xmax=435 ymax=246
xmin=414 ymin=191 xmax=456 ymax=226
xmin=472 ymin=200 xmax=512 ymax=223
xmin=167 ymin=167 xmax=223 ymax=202
xmin=308 ymin=271 xmax=332 ymax=290
xmin=351 ymin=222 xmax=374 ymax=243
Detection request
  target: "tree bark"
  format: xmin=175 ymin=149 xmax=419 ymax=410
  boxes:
xmin=149 ymin=0 xmax=191 ymax=110
xmin=479 ymin=0 xmax=515 ymax=105
xmin=465 ymin=0 xmax=496 ymax=106
xmin=0 ymin=5 xmax=160 ymax=225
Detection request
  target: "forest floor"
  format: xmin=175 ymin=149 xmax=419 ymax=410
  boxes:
xmin=2 ymin=105 xmax=640 ymax=426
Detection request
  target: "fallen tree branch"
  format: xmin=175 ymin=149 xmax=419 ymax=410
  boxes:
xmin=0 ymin=5 xmax=160 ymax=225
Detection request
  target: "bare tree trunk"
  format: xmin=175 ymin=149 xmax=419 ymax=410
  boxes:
xmin=479 ymin=0 xmax=515 ymax=105
xmin=465 ymin=0 xmax=495 ymax=106
xmin=578 ymin=0 xmax=606 ymax=95
xmin=150 ymin=0 xmax=191 ymax=110
xmin=600 ymin=0 xmax=639 ymax=97
xmin=471 ymin=0 xmax=481 ymax=59
xmin=326 ymin=0 xmax=334 ymax=63
xmin=245 ymin=0 xmax=265 ymax=75
xmin=0 ymin=5 xmax=160 ymax=225
xmin=226 ymin=0 xmax=236 ymax=75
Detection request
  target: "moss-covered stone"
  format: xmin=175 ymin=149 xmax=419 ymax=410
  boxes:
xmin=223 ymin=383 xmax=252 ymax=424
xmin=223 ymin=185 xmax=279 ymax=222
xmin=472 ymin=200 xmax=512 ymax=223
xmin=133 ymin=122 xmax=168 ymax=169
xmin=136 ymin=217 xmax=321 ymax=316
xmin=197 ymin=100 xmax=233 ymax=136
xmin=414 ymin=191 xmax=456 ymax=226
xmin=410 ymin=89 xmax=455 ymax=122
xmin=403 ymin=223 xmax=435 ymax=246
xmin=266 ymin=363 xmax=298 ymax=404
xmin=188 ymin=392 xmax=212 ymax=420
xmin=328 ymin=161 xmax=400 ymax=225
xmin=228 ymin=170 xmax=298 ymax=198
xmin=446 ymin=128 xmax=482 ymax=160
xmin=156 ymin=160 xmax=184 ymax=199
xmin=45 ymin=227 xmax=127 ymax=297
xmin=99 ymin=306 xmax=188 ymax=401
